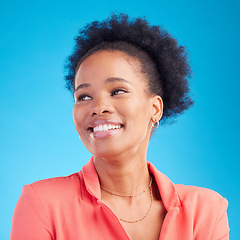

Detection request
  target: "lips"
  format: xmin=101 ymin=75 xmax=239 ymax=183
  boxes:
xmin=92 ymin=124 xmax=122 ymax=132
xmin=87 ymin=120 xmax=124 ymax=138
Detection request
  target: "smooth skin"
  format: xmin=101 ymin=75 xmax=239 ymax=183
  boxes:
xmin=73 ymin=50 xmax=166 ymax=240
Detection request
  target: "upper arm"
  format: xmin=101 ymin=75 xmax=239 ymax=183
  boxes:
xmin=209 ymin=197 xmax=230 ymax=240
xmin=10 ymin=185 xmax=54 ymax=240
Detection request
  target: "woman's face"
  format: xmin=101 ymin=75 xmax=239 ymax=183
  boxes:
xmin=73 ymin=50 xmax=162 ymax=158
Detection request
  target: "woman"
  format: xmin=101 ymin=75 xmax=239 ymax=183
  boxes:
xmin=10 ymin=13 xmax=229 ymax=240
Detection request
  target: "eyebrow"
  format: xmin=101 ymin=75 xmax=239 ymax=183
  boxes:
xmin=75 ymin=83 xmax=91 ymax=92
xmin=74 ymin=77 xmax=131 ymax=92
xmin=105 ymin=77 xmax=131 ymax=85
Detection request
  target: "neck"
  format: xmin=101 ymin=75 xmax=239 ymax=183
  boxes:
xmin=93 ymin=154 xmax=151 ymax=197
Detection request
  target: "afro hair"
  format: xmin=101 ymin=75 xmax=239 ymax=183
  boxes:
xmin=65 ymin=13 xmax=193 ymax=123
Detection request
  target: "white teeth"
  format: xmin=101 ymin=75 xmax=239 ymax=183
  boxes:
xmin=92 ymin=124 xmax=122 ymax=132
xmin=94 ymin=126 xmax=99 ymax=132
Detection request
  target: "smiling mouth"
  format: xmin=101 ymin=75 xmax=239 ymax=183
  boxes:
xmin=88 ymin=124 xmax=124 ymax=133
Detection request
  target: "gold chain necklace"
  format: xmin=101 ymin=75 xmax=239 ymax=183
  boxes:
xmin=119 ymin=186 xmax=153 ymax=223
xmin=100 ymin=178 xmax=153 ymax=223
xmin=100 ymin=178 xmax=153 ymax=198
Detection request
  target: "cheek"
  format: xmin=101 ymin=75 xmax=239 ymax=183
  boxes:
xmin=72 ymin=105 xmax=78 ymax=124
xmin=72 ymin=105 xmax=85 ymax=132
xmin=125 ymin=100 xmax=152 ymax=127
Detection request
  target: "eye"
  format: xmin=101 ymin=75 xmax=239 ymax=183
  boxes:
xmin=76 ymin=94 xmax=92 ymax=102
xmin=111 ymin=88 xmax=127 ymax=96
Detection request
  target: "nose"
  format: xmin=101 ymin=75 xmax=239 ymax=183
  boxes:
xmin=91 ymin=95 xmax=114 ymax=117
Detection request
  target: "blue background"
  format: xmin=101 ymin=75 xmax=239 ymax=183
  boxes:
xmin=1 ymin=0 xmax=239 ymax=239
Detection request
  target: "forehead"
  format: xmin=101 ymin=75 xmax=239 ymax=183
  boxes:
xmin=81 ymin=50 xmax=141 ymax=70
xmin=75 ymin=50 xmax=145 ymax=85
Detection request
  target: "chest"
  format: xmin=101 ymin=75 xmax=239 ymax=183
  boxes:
xmin=121 ymin=200 xmax=166 ymax=240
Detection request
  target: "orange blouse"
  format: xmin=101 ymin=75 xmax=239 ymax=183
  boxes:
xmin=10 ymin=157 xmax=229 ymax=239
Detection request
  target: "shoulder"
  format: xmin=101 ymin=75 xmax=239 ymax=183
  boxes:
xmin=23 ymin=172 xmax=82 ymax=204
xmin=175 ymin=184 xmax=227 ymax=204
xmin=175 ymin=184 xmax=228 ymax=219
xmin=11 ymin=172 xmax=84 ymax=239
xmin=174 ymin=185 xmax=229 ymax=238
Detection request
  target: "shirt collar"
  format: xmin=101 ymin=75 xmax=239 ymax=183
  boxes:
xmin=82 ymin=156 xmax=102 ymax=199
xmin=82 ymin=157 xmax=181 ymax=211
xmin=147 ymin=161 xmax=181 ymax=211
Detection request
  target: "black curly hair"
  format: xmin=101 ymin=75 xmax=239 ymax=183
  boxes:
xmin=65 ymin=13 xmax=193 ymax=123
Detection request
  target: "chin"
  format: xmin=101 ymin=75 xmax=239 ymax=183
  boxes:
xmin=88 ymin=143 xmax=126 ymax=159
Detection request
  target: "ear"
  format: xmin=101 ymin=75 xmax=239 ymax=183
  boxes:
xmin=151 ymin=95 xmax=163 ymax=122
